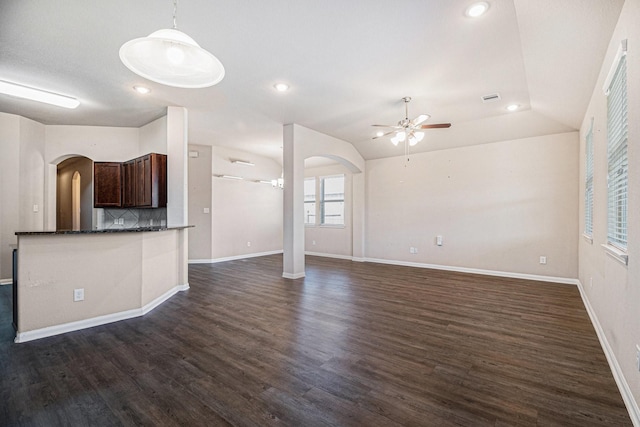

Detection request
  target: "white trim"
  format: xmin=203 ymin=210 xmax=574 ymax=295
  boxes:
xmin=352 ymin=257 xmax=366 ymax=263
xmin=305 ymin=251 xmax=353 ymax=261
xmin=189 ymin=250 xmax=283 ymax=264
xmin=14 ymin=283 xmax=189 ymax=343
xmin=363 ymin=257 xmax=579 ymax=285
xmin=602 ymin=244 xmax=629 ymax=266
xmin=582 ymin=233 xmax=593 ymax=245
xmin=282 ymin=272 xmax=305 ymax=279
xmin=0 ymin=278 xmax=12 ymax=285
xmin=603 ymin=39 xmax=628 ymax=95
xmin=576 ymin=281 xmax=640 ymax=426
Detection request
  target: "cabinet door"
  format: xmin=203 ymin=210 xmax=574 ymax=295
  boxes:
xmin=135 ymin=155 xmax=152 ymax=207
xmin=122 ymin=160 xmax=136 ymax=207
xmin=135 ymin=153 xmax=167 ymax=208
xmin=94 ymin=162 xmax=122 ymax=207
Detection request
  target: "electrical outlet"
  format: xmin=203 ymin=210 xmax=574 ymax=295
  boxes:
xmin=410 ymin=247 xmax=418 ymax=254
xmin=74 ymin=288 xmax=84 ymax=302
xmin=539 ymin=256 xmax=547 ymax=265
xmin=247 ymin=241 xmax=251 ymax=247
xmin=114 ymin=219 xmax=119 ymax=225
xmin=436 ymin=235 xmax=443 ymax=246
xmin=119 ymin=218 xmax=124 ymax=225
xmin=312 ymin=240 xmax=316 ymax=245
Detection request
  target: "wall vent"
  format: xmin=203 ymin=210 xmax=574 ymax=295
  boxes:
xmin=481 ymin=93 xmax=501 ymax=103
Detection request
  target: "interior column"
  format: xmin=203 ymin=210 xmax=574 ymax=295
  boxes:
xmin=282 ymin=124 xmax=306 ymax=279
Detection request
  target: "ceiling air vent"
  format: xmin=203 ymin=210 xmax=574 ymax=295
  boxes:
xmin=481 ymin=93 xmax=501 ymax=103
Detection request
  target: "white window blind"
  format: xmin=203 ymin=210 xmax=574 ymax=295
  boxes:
xmin=584 ymin=121 xmax=594 ymax=237
xmin=304 ymin=177 xmax=316 ymax=225
xmin=320 ymin=175 xmax=345 ymax=226
xmin=606 ymin=51 xmax=627 ymax=250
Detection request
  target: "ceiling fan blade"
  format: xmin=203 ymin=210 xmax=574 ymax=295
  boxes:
xmin=372 ymin=130 xmax=397 ymax=140
xmin=412 ymin=114 xmax=430 ymax=126
xmin=418 ymin=123 xmax=452 ymax=129
xmin=372 ymin=124 xmax=402 ymax=128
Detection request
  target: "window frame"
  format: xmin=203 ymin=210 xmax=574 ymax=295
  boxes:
xmin=304 ymin=177 xmax=317 ymax=226
xmin=320 ymin=174 xmax=345 ymax=227
xmin=602 ymin=39 xmax=628 ymax=263
xmin=584 ymin=118 xmax=594 ymax=241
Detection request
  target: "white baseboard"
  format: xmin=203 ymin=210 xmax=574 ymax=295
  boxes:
xmin=305 ymin=251 xmax=353 ymax=261
xmin=576 ymin=281 xmax=640 ymax=426
xmin=0 ymin=278 xmax=12 ymax=285
xmin=189 ymin=250 xmax=283 ymax=264
xmin=363 ymin=257 xmax=579 ymax=285
xmin=14 ymin=283 xmax=190 ymax=344
xmin=282 ymin=272 xmax=305 ymax=279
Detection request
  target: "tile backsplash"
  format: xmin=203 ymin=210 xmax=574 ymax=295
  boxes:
xmin=96 ymin=208 xmax=167 ymax=230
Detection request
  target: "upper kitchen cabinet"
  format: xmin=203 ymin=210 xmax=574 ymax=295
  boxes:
xmin=122 ymin=160 xmax=136 ymax=208
xmin=135 ymin=153 xmax=167 ymax=208
xmin=94 ymin=162 xmax=122 ymax=208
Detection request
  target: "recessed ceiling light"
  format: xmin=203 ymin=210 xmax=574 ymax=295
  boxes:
xmin=133 ymin=85 xmax=151 ymax=94
xmin=466 ymin=1 xmax=489 ymax=18
xmin=506 ymin=104 xmax=519 ymax=112
xmin=0 ymin=79 xmax=79 ymax=109
xmin=376 ymin=131 xmax=385 ymax=137
xmin=274 ymin=83 xmax=290 ymax=92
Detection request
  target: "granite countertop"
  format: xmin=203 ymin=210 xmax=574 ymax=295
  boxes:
xmin=15 ymin=225 xmax=193 ymax=236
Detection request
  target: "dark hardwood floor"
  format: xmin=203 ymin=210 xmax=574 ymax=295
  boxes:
xmin=0 ymin=255 xmax=632 ymax=426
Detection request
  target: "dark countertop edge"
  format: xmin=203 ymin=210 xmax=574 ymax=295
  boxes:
xmin=16 ymin=225 xmax=194 ymax=236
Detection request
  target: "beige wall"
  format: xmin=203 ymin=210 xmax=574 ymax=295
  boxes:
xmin=366 ymin=132 xmax=579 ymax=279
xmin=304 ymin=163 xmax=353 ymax=258
xmin=187 ymin=144 xmax=212 ymax=260
xmin=578 ymin=0 xmax=640 ymax=415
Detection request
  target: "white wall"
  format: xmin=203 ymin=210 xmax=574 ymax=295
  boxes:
xmin=366 ymin=132 xmax=579 ymax=279
xmin=139 ymin=115 xmax=168 ymax=155
xmin=0 ymin=113 xmax=21 ymax=280
xmin=304 ymin=163 xmax=353 ymax=258
xmin=578 ymin=0 xmax=640 ymax=418
xmin=45 ymin=125 xmax=140 ymax=163
xmin=203 ymin=146 xmax=283 ymax=261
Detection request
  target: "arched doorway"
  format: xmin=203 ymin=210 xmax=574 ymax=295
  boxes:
xmin=56 ymin=156 xmax=93 ymax=230
xmin=71 ymin=171 xmax=81 ymax=231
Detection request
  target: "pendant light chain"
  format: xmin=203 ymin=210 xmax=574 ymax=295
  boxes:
xmin=172 ymin=0 xmax=178 ymax=29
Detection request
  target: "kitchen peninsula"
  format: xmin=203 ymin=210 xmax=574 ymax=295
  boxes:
xmin=14 ymin=225 xmax=191 ymax=343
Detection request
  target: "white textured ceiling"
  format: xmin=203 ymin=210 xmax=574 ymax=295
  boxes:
xmin=0 ymin=0 xmax=624 ymax=163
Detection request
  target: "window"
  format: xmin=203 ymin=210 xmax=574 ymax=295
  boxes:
xmin=304 ymin=177 xmax=316 ymax=225
xmin=320 ymin=175 xmax=344 ymax=226
xmin=584 ymin=120 xmax=594 ymax=237
xmin=605 ymin=44 xmax=627 ymax=250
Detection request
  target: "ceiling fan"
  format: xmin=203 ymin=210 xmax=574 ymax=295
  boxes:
xmin=372 ymin=97 xmax=451 ymax=146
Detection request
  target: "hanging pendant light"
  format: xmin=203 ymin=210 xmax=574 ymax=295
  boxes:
xmin=119 ymin=0 xmax=225 ymax=88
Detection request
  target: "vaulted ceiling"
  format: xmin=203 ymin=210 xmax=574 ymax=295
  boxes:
xmin=0 ymin=0 xmax=624 ymax=163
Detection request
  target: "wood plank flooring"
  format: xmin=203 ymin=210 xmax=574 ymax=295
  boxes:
xmin=0 ymin=255 xmax=632 ymax=426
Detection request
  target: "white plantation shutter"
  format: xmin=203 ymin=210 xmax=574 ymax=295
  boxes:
xmin=606 ymin=51 xmax=627 ymax=249
xmin=585 ymin=122 xmax=594 ymax=236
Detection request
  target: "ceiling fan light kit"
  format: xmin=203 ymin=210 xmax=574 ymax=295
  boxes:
xmin=119 ymin=0 xmax=225 ymax=88
xmin=372 ymin=96 xmax=451 ymax=148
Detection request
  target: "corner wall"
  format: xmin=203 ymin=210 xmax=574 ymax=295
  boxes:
xmin=578 ymin=0 xmax=640 ymax=420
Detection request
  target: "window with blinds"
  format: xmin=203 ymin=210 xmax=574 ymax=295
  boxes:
xmin=320 ymin=175 xmax=345 ymax=226
xmin=585 ymin=122 xmax=594 ymax=237
xmin=304 ymin=177 xmax=316 ymax=225
xmin=606 ymin=50 xmax=627 ymax=250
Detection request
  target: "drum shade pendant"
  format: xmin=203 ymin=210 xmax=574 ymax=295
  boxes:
xmin=119 ymin=0 xmax=225 ymax=88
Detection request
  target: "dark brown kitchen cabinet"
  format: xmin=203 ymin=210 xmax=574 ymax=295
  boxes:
xmin=120 ymin=154 xmax=167 ymax=208
xmin=94 ymin=162 xmax=122 ymax=207
xmin=122 ymin=160 xmax=136 ymax=207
